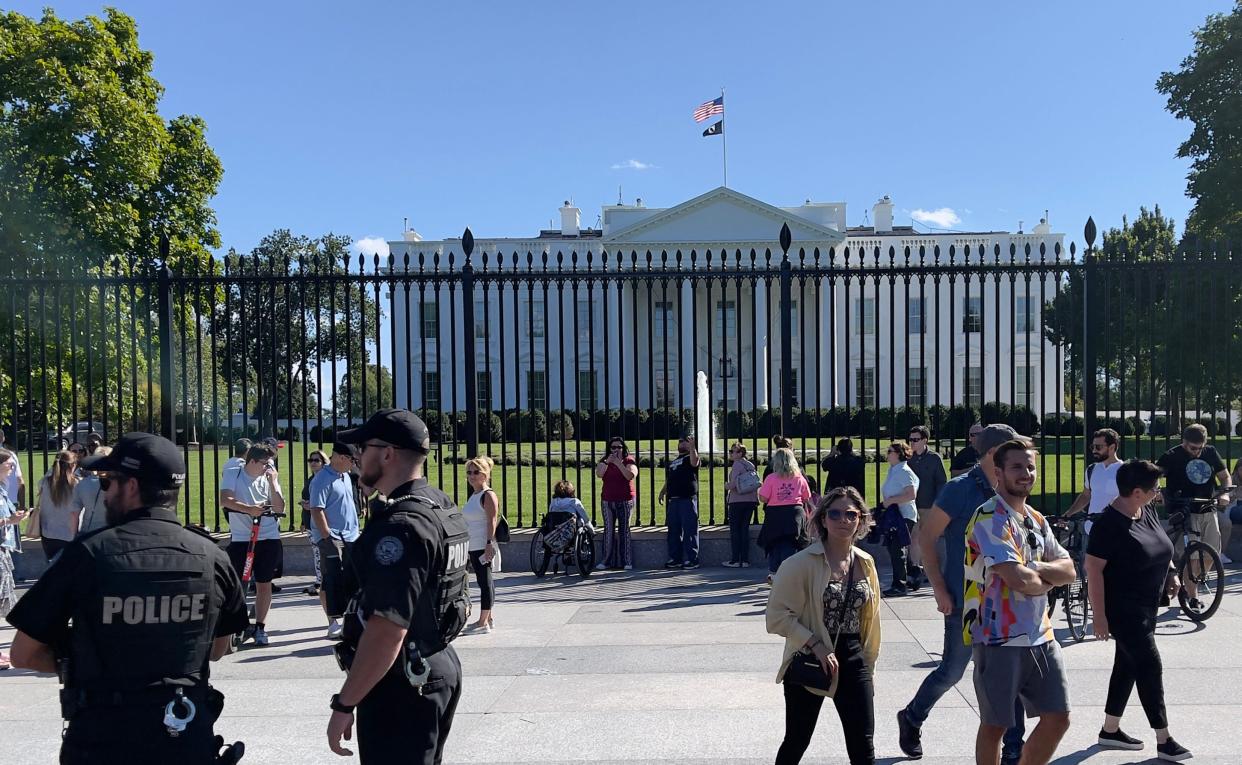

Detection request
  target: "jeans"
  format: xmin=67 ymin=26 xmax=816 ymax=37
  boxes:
xmin=885 ymin=518 xmax=916 ymax=590
xmin=1105 ymin=610 xmax=1167 ymax=729
xmin=768 ymin=538 xmax=798 ymax=574
xmin=776 ymin=634 xmax=874 ymax=764
xmin=666 ymin=498 xmax=699 ymax=564
xmin=727 ymin=501 xmax=756 ymax=564
xmin=904 ymin=611 xmax=1026 ymax=756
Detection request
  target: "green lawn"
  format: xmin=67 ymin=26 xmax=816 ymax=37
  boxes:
xmin=18 ymin=434 xmax=1229 ymax=530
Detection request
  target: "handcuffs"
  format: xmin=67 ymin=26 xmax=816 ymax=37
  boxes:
xmin=163 ymin=687 xmax=197 ymax=737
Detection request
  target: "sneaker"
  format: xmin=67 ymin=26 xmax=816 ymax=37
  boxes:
xmin=270 ymin=583 xmax=282 ymax=593
xmin=463 ymin=621 xmax=492 ymax=634
xmin=723 ymin=561 xmax=741 ymax=568
xmin=740 ymin=561 xmax=750 ymax=568
xmin=1098 ymin=728 xmax=1144 ymax=750
xmin=326 ymin=621 xmax=344 ymax=641
xmin=896 ymin=709 xmax=923 ymax=759
xmin=1157 ymin=738 xmax=1192 ymax=761
xmin=683 ymin=561 xmax=700 ymax=570
xmin=595 ymin=563 xmax=608 ymax=571
xmin=253 ymin=627 xmax=270 ymax=647
xmin=1222 ymin=553 xmax=1233 ymax=564
xmin=766 ymin=574 xmax=774 ymax=586
xmin=624 ymin=564 xmax=633 ymax=570
xmin=883 ymin=587 xmax=909 ymax=598
xmin=664 ymin=560 xmax=681 ymax=569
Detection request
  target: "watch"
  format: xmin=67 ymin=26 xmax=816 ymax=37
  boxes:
xmin=329 ymin=693 xmax=355 ymax=714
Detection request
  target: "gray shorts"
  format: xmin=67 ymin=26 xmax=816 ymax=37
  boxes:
xmin=972 ymin=641 xmax=1071 ymax=727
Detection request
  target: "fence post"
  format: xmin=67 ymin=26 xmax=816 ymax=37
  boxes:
xmin=157 ymin=236 xmax=176 ymax=441
xmin=460 ymin=228 xmax=479 ymax=460
xmin=1081 ymin=217 xmax=1098 ymax=442
xmin=779 ymin=223 xmax=794 ymax=436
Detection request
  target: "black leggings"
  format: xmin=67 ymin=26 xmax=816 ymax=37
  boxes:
xmin=1104 ymin=610 xmax=1167 ymax=729
xmin=776 ymin=634 xmax=874 ymax=764
xmin=468 ymin=549 xmax=494 ymax=610
xmin=885 ymin=518 xmax=915 ymax=590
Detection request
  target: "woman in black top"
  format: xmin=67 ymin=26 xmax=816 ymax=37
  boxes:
xmin=1085 ymin=460 xmax=1192 ymax=761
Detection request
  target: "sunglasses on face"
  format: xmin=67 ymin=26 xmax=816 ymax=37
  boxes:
xmin=825 ymin=508 xmax=860 ymax=523
xmin=908 ymin=436 xmax=924 ymax=442
xmin=610 ymin=445 xmax=623 ymax=451
xmin=308 ymin=458 xmax=323 ymax=464
xmin=99 ymin=475 xmax=127 ymax=491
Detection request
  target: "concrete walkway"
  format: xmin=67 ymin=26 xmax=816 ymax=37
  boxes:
xmin=3 ymin=564 xmax=1241 ymax=764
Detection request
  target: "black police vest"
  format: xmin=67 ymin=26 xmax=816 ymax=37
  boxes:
xmin=385 ymin=494 xmax=471 ymax=655
xmin=70 ymin=511 xmax=219 ymax=691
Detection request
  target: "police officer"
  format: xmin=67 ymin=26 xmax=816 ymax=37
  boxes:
xmin=327 ymin=409 xmax=470 ymax=764
xmin=6 ymin=432 xmax=249 ymax=764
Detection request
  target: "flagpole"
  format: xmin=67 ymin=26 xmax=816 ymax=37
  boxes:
xmin=720 ymin=87 xmax=727 ymax=188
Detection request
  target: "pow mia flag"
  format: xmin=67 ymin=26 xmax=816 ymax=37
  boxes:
xmin=702 ymin=119 xmax=723 ymax=137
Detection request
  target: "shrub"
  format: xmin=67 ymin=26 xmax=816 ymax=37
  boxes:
xmin=1127 ymin=416 xmax=1147 ymax=437
xmin=1043 ymin=413 xmax=1084 ymax=437
xmin=476 ymin=412 xmax=504 ymax=442
xmin=1106 ymin=417 xmax=1135 ymax=437
xmin=1148 ymin=415 xmax=1180 ymax=437
xmin=982 ymin=401 xmax=1011 ymax=428
xmin=720 ymin=409 xmax=754 ymax=440
xmin=417 ymin=409 xmax=454 ymax=442
xmin=1008 ymin=406 xmax=1040 ymax=436
xmin=1236 ymin=420 xmax=1242 ymax=437
xmin=943 ymin=405 xmax=979 ymax=439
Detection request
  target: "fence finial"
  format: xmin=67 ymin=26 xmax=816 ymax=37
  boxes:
xmin=1084 ymin=217 xmax=1097 ymax=249
xmin=779 ymin=222 xmax=792 ymax=259
xmin=462 ymin=227 xmax=474 ymax=261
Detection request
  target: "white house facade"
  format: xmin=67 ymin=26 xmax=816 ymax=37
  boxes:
xmin=388 ymin=187 xmax=1066 ymax=418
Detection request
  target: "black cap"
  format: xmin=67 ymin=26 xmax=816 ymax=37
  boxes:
xmin=338 ymin=409 xmax=430 ymax=452
xmin=332 ymin=441 xmax=359 ymax=459
xmin=79 ymin=432 xmax=187 ymax=488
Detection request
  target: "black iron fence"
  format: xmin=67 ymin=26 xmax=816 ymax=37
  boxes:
xmin=2 ymin=220 xmax=1240 ymax=530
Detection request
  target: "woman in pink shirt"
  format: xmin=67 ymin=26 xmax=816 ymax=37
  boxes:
xmin=757 ymin=447 xmax=813 ymax=581
xmin=595 ymin=436 xmax=638 ymax=569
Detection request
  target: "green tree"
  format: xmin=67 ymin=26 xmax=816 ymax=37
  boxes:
xmin=1157 ymin=3 xmax=1242 ymax=246
xmin=336 ymin=364 xmax=395 ymax=420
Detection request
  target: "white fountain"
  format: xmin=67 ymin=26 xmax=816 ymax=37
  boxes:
xmin=694 ymin=370 xmax=717 ymax=448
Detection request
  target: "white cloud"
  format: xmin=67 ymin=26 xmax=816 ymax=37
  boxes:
xmin=610 ymin=158 xmax=657 ymax=170
xmin=352 ymin=236 xmax=390 ymax=258
xmin=911 ymin=207 xmax=962 ymax=228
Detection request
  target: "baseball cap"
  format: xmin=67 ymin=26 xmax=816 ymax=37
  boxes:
xmin=338 ymin=409 xmax=431 ymax=452
xmin=332 ymin=441 xmax=359 ymax=459
xmin=79 ymin=432 xmax=187 ymax=488
xmin=976 ymin=424 xmax=1020 ymax=456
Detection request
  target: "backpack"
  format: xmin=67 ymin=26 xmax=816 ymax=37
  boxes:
xmin=389 ymin=494 xmax=471 ymax=653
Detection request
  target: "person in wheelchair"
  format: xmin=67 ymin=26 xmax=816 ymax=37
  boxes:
xmin=548 ymin=480 xmax=594 ymax=531
xmin=532 ymin=481 xmax=598 ymax=577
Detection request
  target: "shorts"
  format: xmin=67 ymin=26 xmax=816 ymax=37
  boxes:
xmin=972 ymin=641 xmax=1070 ymax=727
xmin=227 ymin=539 xmax=284 ymax=584
xmin=1174 ymin=510 xmax=1221 ymax=555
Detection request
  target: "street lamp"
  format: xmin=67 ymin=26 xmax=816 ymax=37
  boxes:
xmin=719 ymin=356 xmax=735 ymax=379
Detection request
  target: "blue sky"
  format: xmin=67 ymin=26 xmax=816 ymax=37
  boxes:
xmin=11 ymin=1 xmax=1229 ymax=254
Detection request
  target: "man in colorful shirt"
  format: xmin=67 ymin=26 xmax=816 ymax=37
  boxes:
xmin=966 ymin=440 xmax=1076 ymax=765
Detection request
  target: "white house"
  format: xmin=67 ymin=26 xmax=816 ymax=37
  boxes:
xmin=387 ymin=187 xmax=1066 ymax=419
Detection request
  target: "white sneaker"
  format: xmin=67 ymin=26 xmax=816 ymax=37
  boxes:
xmin=595 ymin=563 xmax=607 ymax=571
xmin=326 ymin=621 xmax=343 ymax=640
xmin=1221 ymin=554 xmax=1233 ymax=564
xmin=624 ymin=564 xmax=633 ymax=570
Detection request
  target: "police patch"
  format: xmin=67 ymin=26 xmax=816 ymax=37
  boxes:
xmin=375 ymin=536 xmax=404 ymax=566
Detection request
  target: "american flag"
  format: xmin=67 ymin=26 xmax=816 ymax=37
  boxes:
xmin=693 ymin=95 xmax=724 ymax=123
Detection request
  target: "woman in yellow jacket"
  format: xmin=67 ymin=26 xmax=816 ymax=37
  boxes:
xmin=767 ymin=486 xmax=882 ymax=764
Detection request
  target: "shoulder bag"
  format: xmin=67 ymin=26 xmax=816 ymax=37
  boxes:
xmin=783 ymin=551 xmax=855 ymax=696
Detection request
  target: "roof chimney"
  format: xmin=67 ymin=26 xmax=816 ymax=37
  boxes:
xmin=872 ymin=195 xmax=893 ymax=233
xmin=560 ymin=200 xmax=580 ymax=237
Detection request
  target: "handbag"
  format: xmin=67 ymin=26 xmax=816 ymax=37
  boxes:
xmin=736 ymin=468 xmax=762 ymax=495
xmin=494 ymin=513 xmax=510 ymax=544
xmin=24 ymin=497 xmax=42 ymax=540
xmin=784 ymin=552 xmax=855 ymax=695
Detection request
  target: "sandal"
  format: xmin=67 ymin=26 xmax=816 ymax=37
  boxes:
xmin=0 ymin=653 xmax=11 ymax=671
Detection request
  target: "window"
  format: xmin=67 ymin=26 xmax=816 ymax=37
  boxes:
xmin=474 ymin=299 xmax=488 ymax=340
xmin=1016 ymin=296 xmax=1035 ymax=334
xmin=527 ymin=370 xmax=547 ymax=411
xmin=786 ymin=369 xmax=800 ymax=407
xmin=789 ymin=300 xmax=800 ymax=338
xmin=655 ymin=379 xmax=675 ymax=408
xmin=576 ymin=297 xmax=593 ymax=335
xmin=476 ymin=371 xmax=491 ymax=411
xmin=854 ymin=298 xmax=875 ymax=335
xmin=422 ymin=371 xmax=441 ymax=411
xmin=1016 ymin=365 xmax=1037 ymax=402
xmin=716 ymin=300 xmax=736 ymax=339
xmin=907 ymin=367 xmax=926 ymax=407
xmin=419 ymin=302 xmax=439 ymax=339
xmin=855 ymin=367 xmax=876 ymax=409
xmin=908 ymin=297 xmax=925 ymax=334
xmin=577 ymin=370 xmax=598 ymax=412
xmin=654 ymin=301 xmax=675 ymax=350
xmin=963 ymin=296 xmax=982 ymax=334
xmin=529 ymin=298 xmax=545 ymax=338
xmin=965 ymin=365 xmax=982 ymax=408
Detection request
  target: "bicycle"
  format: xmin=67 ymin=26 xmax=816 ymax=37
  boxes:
xmin=1047 ymin=514 xmax=1091 ymax=642
xmin=1161 ymin=490 xmax=1227 ymax=622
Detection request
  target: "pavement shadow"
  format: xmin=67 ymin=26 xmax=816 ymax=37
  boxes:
xmin=1049 ymin=745 xmax=1162 ymax=765
xmin=235 ymin=643 xmax=334 ymax=663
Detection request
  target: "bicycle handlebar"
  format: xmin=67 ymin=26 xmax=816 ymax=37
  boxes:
xmin=226 ymin=506 xmax=286 ymax=519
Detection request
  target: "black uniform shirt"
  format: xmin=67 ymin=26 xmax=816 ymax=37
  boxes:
xmin=350 ymin=478 xmax=449 ymax=631
xmin=7 ymin=507 xmax=248 ymax=687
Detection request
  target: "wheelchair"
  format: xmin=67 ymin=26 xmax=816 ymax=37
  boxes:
xmin=530 ymin=510 xmax=596 ymax=578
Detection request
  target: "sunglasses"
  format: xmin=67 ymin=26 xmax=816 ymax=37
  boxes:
xmin=610 ymin=445 xmax=623 ymax=450
xmin=307 ymin=458 xmax=323 ymax=464
xmin=99 ymin=474 xmax=130 ymax=491
xmin=1022 ymin=515 xmax=1040 ymax=554
xmin=825 ymin=508 xmax=860 ymax=523
xmin=908 ymin=436 xmax=924 ymax=442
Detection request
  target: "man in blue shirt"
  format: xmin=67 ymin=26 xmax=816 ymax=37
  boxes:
xmin=897 ymin=424 xmax=1028 ymax=764
xmin=308 ymin=442 xmax=362 ymax=640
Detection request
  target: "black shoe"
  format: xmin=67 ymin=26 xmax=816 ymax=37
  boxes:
xmin=896 ymin=708 xmax=923 ymax=759
xmin=1000 ymin=753 xmax=1021 ymax=765
xmin=1157 ymin=738 xmax=1192 ymax=761
xmin=1186 ymin=598 xmax=1203 ymax=611
xmin=907 ymin=577 xmax=922 ymax=592
xmin=1098 ymin=728 xmax=1144 ymax=750
xmin=664 ymin=560 xmax=681 ymax=569
xmin=270 ymin=583 xmax=283 ymax=593
xmin=883 ymin=586 xmax=908 ymax=598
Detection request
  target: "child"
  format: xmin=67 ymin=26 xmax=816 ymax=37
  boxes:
xmin=549 ymin=480 xmax=594 ymax=530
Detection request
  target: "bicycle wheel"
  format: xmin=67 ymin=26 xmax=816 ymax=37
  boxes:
xmin=530 ymin=531 xmax=549 ymax=578
xmin=1178 ymin=541 xmax=1224 ymax=622
xmin=574 ymin=528 xmax=596 ymax=579
xmin=1064 ymin=570 xmax=1090 ymax=642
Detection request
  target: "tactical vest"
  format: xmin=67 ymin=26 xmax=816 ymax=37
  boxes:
xmin=385 ymin=493 xmax=471 ymax=655
xmin=70 ymin=513 xmax=218 ymax=692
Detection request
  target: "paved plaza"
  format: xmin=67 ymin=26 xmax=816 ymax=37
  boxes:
xmin=3 ymin=563 xmax=1241 ymax=764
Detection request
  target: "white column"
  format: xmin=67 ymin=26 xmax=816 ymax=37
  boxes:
xmin=754 ymin=282 xmax=769 ymax=409
xmin=679 ymin=280 xmax=696 ymax=410
xmin=608 ymin=279 xmax=624 ymax=409
xmin=818 ymin=276 xmax=834 ymax=408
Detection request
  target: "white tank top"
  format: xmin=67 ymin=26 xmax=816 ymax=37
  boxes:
xmin=462 ymin=489 xmax=493 ymax=551
xmin=1087 ymin=460 xmax=1122 ymax=515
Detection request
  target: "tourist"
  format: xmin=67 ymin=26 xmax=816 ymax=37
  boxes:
xmin=951 ymin=423 xmax=984 ymax=477
xmin=74 ymin=445 xmax=111 ymax=535
xmin=766 ymin=487 xmax=881 ymax=765
xmin=67 ymin=442 xmax=88 ymax=474
xmin=301 ymin=448 xmax=328 ymax=596
xmin=821 ymin=438 xmax=865 ymax=495
xmin=84 ymin=432 xmax=104 ymax=456
xmin=757 ymin=447 xmax=813 ymax=581
xmin=1156 ymin=424 xmax=1232 ymax=604
xmin=307 ymin=444 xmax=361 ymax=640
xmin=724 ymin=442 xmax=759 ymax=568
xmin=595 ymin=436 xmax=637 ymax=570
xmin=462 ymin=456 xmax=501 ymax=633
xmin=220 ymin=443 xmax=286 ymax=647
xmin=0 ymin=450 xmax=27 ymax=669
xmin=658 ymin=435 xmax=701 ymax=569
xmin=764 ymin=434 xmax=794 ymax=478
xmin=0 ymin=429 xmax=26 ymax=519
xmin=34 ymin=449 xmax=81 ymax=562
xmin=1085 ymin=459 xmax=1192 ymax=761
xmin=880 ymin=441 xmax=920 ymax=597
xmin=905 ymin=425 xmax=946 ymax=589
xmin=548 ymin=478 xmax=592 ymax=528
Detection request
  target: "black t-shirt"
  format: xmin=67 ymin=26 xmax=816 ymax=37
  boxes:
xmin=1086 ymin=505 xmax=1174 ymax=616
xmin=665 ymin=453 xmax=699 ymax=498
xmin=950 ymin=444 xmax=980 ymax=472
xmin=821 ymin=453 xmax=865 ymax=494
xmin=1156 ymin=445 xmax=1226 ymax=500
